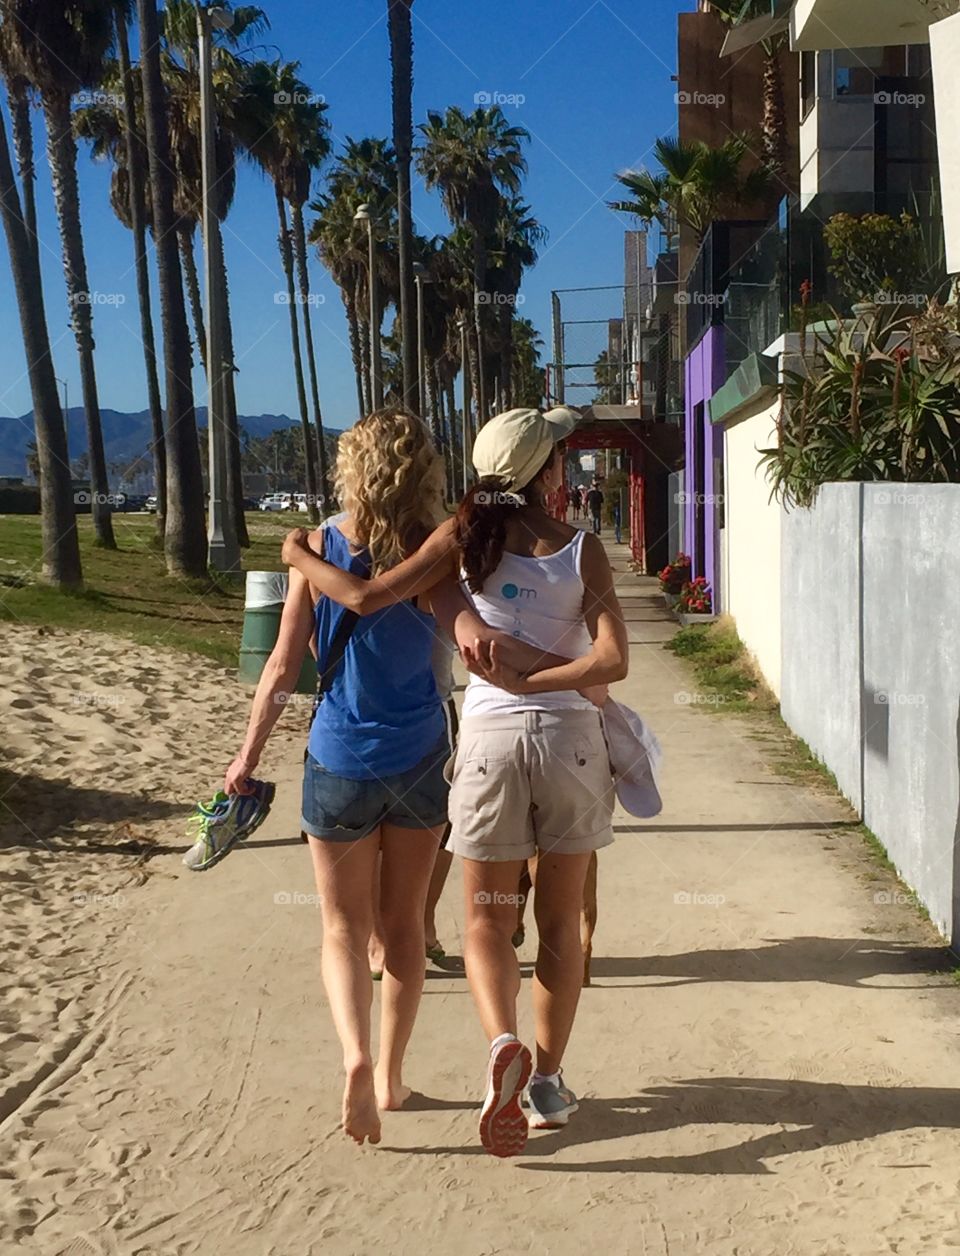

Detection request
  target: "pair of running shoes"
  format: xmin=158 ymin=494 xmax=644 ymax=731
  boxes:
xmin=182 ymin=780 xmax=275 ymax=872
xmin=481 ymin=1038 xmax=579 ymax=1156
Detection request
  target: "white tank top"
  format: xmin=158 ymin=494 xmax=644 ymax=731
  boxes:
xmin=462 ymin=529 xmax=593 ymax=716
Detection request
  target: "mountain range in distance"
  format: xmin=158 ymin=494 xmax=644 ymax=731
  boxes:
xmin=0 ymin=408 xmax=343 ymax=478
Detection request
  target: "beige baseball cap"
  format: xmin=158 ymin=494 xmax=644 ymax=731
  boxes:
xmin=471 ymin=407 xmax=580 ymax=492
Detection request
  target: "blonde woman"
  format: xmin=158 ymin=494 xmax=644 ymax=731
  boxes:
xmin=224 ymin=409 xmax=456 ymax=1147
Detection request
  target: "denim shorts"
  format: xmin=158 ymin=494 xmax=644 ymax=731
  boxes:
xmin=301 ymin=732 xmax=451 ymax=843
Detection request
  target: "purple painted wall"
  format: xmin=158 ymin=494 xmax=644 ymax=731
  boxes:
xmin=683 ymin=326 xmax=726 ymax=598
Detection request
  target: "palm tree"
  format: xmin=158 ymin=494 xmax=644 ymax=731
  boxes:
xmin=113 ymin=5 xmax=165 ymax=539
xmin=609 ymin=134 xmax=771 ymax=241
xmin=387 ymin=0 xmax=416 ymax=410
xmin=707 ymin=0 xmax=789 ymax=177
xmin=0 ymin=102 xmax=82 ymax=585
xmin=5 ymin=1 xmax=117 ymax=548
xmin=0 ymin=12 xmax=37 ymax=265
xmin=237 ymin=59 xmax=325 ymax=522
xmin=486 ymin=196 xmax=546 ymax=409
xmin=136 ymin=0 xmax=207 ymax=577
xmin=309 ymin=137 xmax=399 ymax=420
xmin=418 ymin=105 xmax=530 ymax=424
xmin=511 ymin=316 xmax=545 ymax=408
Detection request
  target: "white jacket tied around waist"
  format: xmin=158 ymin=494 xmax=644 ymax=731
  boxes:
xmin=462 ymin=530 xmax=594 ymax=717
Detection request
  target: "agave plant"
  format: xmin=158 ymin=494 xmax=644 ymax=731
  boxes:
xmin=761 ymin=303 xmax=960 ymax=507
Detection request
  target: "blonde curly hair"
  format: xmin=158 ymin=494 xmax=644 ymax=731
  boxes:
xmin=334 ymin=407 xmax=445 ymax=573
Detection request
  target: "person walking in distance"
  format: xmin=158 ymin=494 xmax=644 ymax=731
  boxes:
xmin=587 ymin=481 xmax=604 ymax=535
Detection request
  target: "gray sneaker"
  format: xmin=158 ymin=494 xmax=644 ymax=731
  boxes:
xmin=526 ymin=1074 xmax=579 ymax=1130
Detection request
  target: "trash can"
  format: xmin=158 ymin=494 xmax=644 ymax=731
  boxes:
xmin=238 ymin=571 xmax=316 ymax=694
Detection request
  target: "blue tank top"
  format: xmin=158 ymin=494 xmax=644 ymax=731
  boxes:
xmin=307 ymin=523 xmax=444 ymax=779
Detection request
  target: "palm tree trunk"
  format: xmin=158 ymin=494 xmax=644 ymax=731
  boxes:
xmin=178 ymin=223 xmax=207 ymax=373
xmin=0 ymin=108 xmax=82 ymax=587
xmin=213 ymin=229 xmax=249 ymax=548
xmin=42 ymin=92 xmax=116 ymax=549
xmin=290 ymin=200 xmax=331 ymax=512
xmin=471 ymin=240 xmax=488 ymax=425
xmin=466 ymin=321 xmax=481 ymax=443
xmin=445 ymin=378 xmax=460 ymax=497
xmin=275 ymin=186 xmax=318 ymax=522
xmin=116 ymin=7 xmax=165 ymax=541
xmin=9 ymin=81 xmax=38 ymax=268
xmin=388 ymin=0 xmax=417 ymax=410
xmin=344 ymin=290 xmax=366 ymax=418
xmin=762 ymin=45 xmax=787 ymax=178
xmin=136 ymin=0 xmax=208 ymax=579
xmin=354 ymin=271 xmax=372 ymax=414
xmin=498 ymin=301 xmax=514 ymax=410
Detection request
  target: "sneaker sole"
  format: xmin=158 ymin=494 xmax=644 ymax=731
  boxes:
xmin=479 ymin=1041 xmax=532 ymax=1158
xmin=528 ymin=1099 xmax=579 ymax=1130
xmin=185 ymin=783 xmax=276 ymax=872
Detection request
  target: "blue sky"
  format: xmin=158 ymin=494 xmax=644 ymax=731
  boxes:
xmin=0 ymin=0 xmax=687 ymax=430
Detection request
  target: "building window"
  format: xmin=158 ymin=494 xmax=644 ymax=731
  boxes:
xmin=801 ymin=51 xmax=816 ymax=120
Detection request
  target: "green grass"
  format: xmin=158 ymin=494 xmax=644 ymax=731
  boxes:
xmin=0 ymin=511 xmax=296 ymax=665
xmin=665 ymin=618 xmax=778 ymax=712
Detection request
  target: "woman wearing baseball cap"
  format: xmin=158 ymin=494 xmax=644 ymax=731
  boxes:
xmin=283 ymin=406 xmax=629 ymax=1157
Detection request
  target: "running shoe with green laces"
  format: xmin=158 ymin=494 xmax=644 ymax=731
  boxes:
xmin=526 ymin=1073 xmax=579 ymax=1130
xmin=182 ymin=780 xmax=275 ymax=872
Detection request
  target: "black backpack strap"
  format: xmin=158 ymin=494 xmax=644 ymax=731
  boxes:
xmin=317 ymin=608 xmax=359 ymax=696
xmin=313 ymin=523 xmax=364 ymax=700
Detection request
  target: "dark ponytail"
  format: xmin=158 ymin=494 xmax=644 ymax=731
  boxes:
xmin=455 ymin=477 xmax=515 ymax=594
xmin=455 ymin=446 xmax=558 ymax=593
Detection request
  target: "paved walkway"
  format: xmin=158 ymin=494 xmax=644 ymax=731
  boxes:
xmin=3 ymin=537 xmax=960 ymax=1255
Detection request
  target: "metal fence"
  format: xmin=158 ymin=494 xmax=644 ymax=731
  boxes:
xmin=548 ymin=285 xmax=683 ymax=424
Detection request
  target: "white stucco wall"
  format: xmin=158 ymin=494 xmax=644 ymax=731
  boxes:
xmin=722 ymin=399 xmax=783 ymax=697
xmin=931 ymin=13 xmax=960 ymax=274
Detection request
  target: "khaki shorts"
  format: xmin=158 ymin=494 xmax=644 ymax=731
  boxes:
xmin=446 ymin=709 xmax=615 ymax=862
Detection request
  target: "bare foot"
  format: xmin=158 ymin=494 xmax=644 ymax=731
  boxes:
xmin=343 ymin=1062 xmax=381 ymax=1145
xmin=375 ymin=1069 xmax=412 ymax=1111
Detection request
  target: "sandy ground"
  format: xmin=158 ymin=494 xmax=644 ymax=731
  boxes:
xmin=3 ymin=548 xmax=960 ymax=1256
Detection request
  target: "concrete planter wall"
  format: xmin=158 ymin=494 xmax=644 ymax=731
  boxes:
xmin=780 ymin=482 xmax=960 ymax=943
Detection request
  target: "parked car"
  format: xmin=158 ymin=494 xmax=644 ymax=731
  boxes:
xmin=258 ymin=494 xmax=292 ymax=512
xmin=145 ymin=495 xmax=158 ymax=513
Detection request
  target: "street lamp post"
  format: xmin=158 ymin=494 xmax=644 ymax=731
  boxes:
xmin=197 ymin=3 xmax=239 ymax=573
xmin=458 ymin=317 xmax=472 ymax=496
xmin=354 ymin=204 xmax=383 ymax=409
